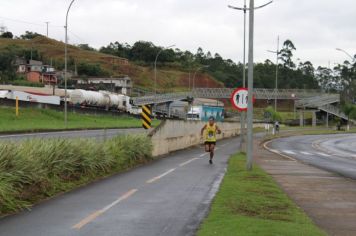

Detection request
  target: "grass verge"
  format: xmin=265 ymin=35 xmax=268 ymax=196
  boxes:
xmin=197 ymin=153 xmax=325 ymax=236
xmin=0 ymin=107 xmax=159 ymax=133
xmin=0 ymin=135 xmax=153 ymax=217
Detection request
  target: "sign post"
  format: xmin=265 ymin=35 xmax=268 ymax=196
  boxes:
xmin=16 ymin=96 xmax=19 ymax=117
xmin=231 ymin=88 xmax=255 ymax=161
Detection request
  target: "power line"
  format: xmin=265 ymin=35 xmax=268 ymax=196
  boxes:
xmin=0 ymin=16 xmax=62 ymax=28
xmin=68 ymin=30 xmax=88 ymax=44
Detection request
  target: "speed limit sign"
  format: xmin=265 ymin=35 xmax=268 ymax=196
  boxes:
xmin=231 ymin=88 xmax=254 ymax=111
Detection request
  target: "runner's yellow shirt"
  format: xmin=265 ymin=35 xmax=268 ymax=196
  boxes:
xmin=205 ymin=123 xmax=217 ymax=142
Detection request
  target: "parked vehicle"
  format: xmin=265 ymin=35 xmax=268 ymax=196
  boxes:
xmin=187 ymin=105 xmax=224 ymax=122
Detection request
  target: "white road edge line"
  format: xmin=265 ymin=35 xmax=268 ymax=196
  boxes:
xmin=146 ymin=168 xmax=176 ymax=184
xmin=199 ymin=153 xmax=207 ymax=157
xmin=316 ymin=152 xmax=331 ymax=157
xmin=300 ymin=151 xmax=312 ymax=156
xmin=72 ymin=189 xmax=138 ymax=230
xmin=179 ymin=158 xmax=199 ymax=167
xmin=263 ymin=140 xmax=297 ymax=161
xmin=283 ymin=150 xmax=296 ymax=155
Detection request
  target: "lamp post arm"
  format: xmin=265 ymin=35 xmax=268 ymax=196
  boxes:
xmin=66 ymin=0 xmax=75 ymax=27
xmin=228 ymin=0 xmax=273 ymax=11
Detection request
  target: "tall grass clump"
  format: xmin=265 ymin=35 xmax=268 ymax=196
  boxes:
xmin=0 ymin=134 xmax=152 ymax=216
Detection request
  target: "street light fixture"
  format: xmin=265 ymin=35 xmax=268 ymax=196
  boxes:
xmin=267 ymin=35 xmax=280 ymax=112
xmin=64 ymin=0 xmax=76 ymax=128
xmin=336 ymin=48 xmax=355 ymax=62
xmin=192 ymin=65 xmax=210 ymax=90
xmin=154 ymin=44 xmax=175 ymax=94
xmin=228 ymin=0 xmax=273 ymax=154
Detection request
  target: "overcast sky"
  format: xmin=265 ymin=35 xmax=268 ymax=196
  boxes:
xmin=1 ymin=0 xmax=355 ymax=67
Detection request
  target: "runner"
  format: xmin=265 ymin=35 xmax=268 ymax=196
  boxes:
xmin=201 ymin=117 xmax=222 ymax=164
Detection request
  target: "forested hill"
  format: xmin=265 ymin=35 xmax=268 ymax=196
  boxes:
xmin=99 ymin=39 xmax=321 ymax=89
xmin=1 ymin=31 xmax=355 ymax=94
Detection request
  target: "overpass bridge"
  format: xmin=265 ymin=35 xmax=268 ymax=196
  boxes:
xmin=132 ymin=88 xmax=325 ymax=106
xmin=132 ymin=88 xmax=352 ymax=124
xmin=296 ymin=94 xmax=355 ymax=125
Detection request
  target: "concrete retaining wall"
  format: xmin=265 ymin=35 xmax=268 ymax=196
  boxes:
xmin=149 ymin=120 xmax=263 ymax=156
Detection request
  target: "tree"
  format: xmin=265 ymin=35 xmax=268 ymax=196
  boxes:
xmin=342 ymin=103 xmax=356 ymax=130
xmin=1 ymin=31 xmax=13 ymax=39
xmin=316 ymin=66 xmax=341 ymax=92
xmin=78 ymin=44 xmax=96 ymax=51
xmin=335 ymin=59 xmax=356 ymax=102
xmin=0 ymin=50 xmax=16 ymax=81
xmin=279 ymin=40 xmax=296 ymax=69
xmin=20 ymin=31 xmax=42 ymax=40
xmin=130 ymin=41 xmax=157 ymax=62
xmin=77 ymin=62 xmax=109 ymax=77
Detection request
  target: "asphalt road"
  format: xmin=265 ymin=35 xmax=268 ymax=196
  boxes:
xmin=0 ymin=137 xmax=239 ymax=236
xmin=268 ymin=134 xmax=356 ymax=179
xmin=0 ymin=128 xmax=146 ymax=141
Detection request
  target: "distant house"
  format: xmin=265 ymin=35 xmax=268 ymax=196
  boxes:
xmin=27 ymin=70 xmax=57 ymax=85
xmin=15 ymin=58 xmax=58 ymax=85
xmin=15 ymin=57 xmax=27 ymax=73
xmin=75 ymin=76 xmax=132 ymax=95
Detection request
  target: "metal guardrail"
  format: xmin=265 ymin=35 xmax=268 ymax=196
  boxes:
xmin=193 ymin=88 xmax=324 ymax=100
xmin=296 ymin=94 xmax=340 ymax=108
xmin=132 ymin=92 xmax=191 ymax=106
xmin=132 ymin=88 xmax=333 ymax=106
xmin=320 ymin=104 xmax=356 ymax=124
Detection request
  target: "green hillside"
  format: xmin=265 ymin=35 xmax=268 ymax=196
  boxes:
xmin=0 ymin=36 xmax=223 ymax=92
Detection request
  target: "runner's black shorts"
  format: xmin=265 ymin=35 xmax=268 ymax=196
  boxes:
xmin=205 ymin=141 xmax=216 ymax=145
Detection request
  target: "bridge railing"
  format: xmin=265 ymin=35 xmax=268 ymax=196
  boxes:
xmin=132 ymin=88 xmax=338 ymax=106
xmin=296 ymin=94 xmax=340 ymax=108
xmin=191 ymin=88 xmax=326 ymax=99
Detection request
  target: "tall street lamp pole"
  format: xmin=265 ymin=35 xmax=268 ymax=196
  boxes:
xmin=154 ymin=44 xmax=175 ymax=94
xmin=228 ymin=0 xmax=273 ymax=155
xmin=336 ymin=48 xmax=355 ymax=62
xmin=267 ymin=35 xmax=280 ymax=111
xmin=246 ymin=0 xmax=255 ymax=171
xmin=193 ymin=65 xmax=210 ymax=90
xmin=64 ymin=0 xmax=75 ymax=128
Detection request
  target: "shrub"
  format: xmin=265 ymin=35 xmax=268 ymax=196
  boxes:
xmin=264 ymin=106 xmax=283 ymax=122
xmin=0 ymin=135 xmax=152 ymax=215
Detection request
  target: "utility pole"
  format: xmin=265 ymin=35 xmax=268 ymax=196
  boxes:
xmin=45 ymin=21 xmax=49 ymax=37
xmin=228 ymin=0 xmax=272 ymax=153
xmin=275 ymin=36 xmax=279 ymax=111
xmin=267 ymin=36 xmax=280 ymax=111
xmin=246 ymin=0 xmax=255 ymax=171
xmin=65 ymin=0 xmax=76 ymax=128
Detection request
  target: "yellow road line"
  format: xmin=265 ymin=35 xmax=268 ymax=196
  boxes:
xmin=146 ymin=169 xmax=176 ymax=184
xmin=72 ymin=189 xmax=138 ymax=230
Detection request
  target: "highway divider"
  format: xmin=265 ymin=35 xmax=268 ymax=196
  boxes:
xmin=149 ymin=120 xmax=264 ymax=156
xmin=0 ymin=135 xmax=152 ymax=216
